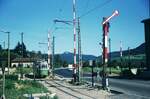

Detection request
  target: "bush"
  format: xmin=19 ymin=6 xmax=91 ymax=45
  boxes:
xmin=5 ymin=75 xmax=18 ymax=80
xmin=0 ymin=74 xmax=18 ymax=80
xmin=5 ymin=79 xmax=15 ymax=89
xmin=121 ymin=69 xmax=134 ymax=78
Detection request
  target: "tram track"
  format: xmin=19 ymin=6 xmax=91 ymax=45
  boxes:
xmin=43 ymin=79 xmax=97 ymax=99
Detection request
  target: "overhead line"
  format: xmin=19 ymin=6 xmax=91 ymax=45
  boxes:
xmin=79 ymin=0 xmax=113 ymax=19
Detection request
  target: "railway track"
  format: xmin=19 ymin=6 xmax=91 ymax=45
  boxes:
xmin=41 ymin=79 xmax=98 ymax=99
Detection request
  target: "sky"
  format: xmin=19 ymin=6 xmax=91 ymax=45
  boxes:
xmin=0 ymin=0 xmax=149 ymax=56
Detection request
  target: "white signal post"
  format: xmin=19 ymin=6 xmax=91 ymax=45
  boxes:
xmin=102 ymin=10 xmax=119 ymax=90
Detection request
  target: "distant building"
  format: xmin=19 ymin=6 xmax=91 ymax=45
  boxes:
xmin=142 ymin=18 xmax=150 ymax=70
xmin=11 ymin=58 xmax=36 ymax=67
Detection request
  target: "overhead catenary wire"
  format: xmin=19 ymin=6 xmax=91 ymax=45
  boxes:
xmin=79 ymin=0 xmax=113 ymax=19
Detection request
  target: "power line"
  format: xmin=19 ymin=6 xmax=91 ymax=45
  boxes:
xmin=79 ymin=0 xmax=113 ymax=19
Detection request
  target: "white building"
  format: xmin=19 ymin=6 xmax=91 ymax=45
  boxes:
xmin=11 ymin=58 xmax=36 ymax=68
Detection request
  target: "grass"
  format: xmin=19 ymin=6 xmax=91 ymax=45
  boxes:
xmin=0 ymin=75 xmax=49 ymax=99
xmin=13 ymin=67 xmax=33 ymax=75
xmin=82 ymin=66 xmax=123 ymax=75
xmin=82 ymin=67 xmax=92 ymax=73
xmin=108 ymin=67 xmax=121 ymax=74
xmin=112 ymin=54 xmax=146 ymax=62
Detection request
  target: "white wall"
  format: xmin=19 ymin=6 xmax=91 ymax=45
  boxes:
xmin=11 ymin=62 xmax=33 ymax=67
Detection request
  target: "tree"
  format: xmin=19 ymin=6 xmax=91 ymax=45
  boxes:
xmin=55 ymin=55 xmax=62 ymax=67
xmin=22 ymin=42 xmax=27 ymax=57
xmin=29 ymin=51 xmax=36 ymax=58
xmin=37 ymin=51 xmax=42 ymax=59
xmin=63 ymin=60 xmax=68 ymax=67
xmin=110 ymin=60 xmax=118 ymax=68
xmin=14 ymin=42 xmax=27 ymax=57
xmin=14 ymin=42 xmax=22 ymax=56
xmin=83 ymin=61 xmax=89 ymax=67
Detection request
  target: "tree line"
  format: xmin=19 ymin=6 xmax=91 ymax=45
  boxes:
xmin=0 ymin=42 xmax=68 ymax=68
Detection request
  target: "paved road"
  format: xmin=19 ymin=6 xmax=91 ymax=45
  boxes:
xmin=54 ymin=68 xmax=150 ymax=99
xmin=54 ymin=68 xmax=91 ymax=78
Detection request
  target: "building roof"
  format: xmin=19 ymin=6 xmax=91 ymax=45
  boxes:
xmin=142 ymin=18 xmax=150 ymax=24
xmin=11 ymin=58 xmax=37 ymax=63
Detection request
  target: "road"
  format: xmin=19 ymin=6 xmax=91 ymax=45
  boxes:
xmin=54 ymin=68 xmax=150 ymax=99
xmin=54 ymin=68 xmax=91 ymax=78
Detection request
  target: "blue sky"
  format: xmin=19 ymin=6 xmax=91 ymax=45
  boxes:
xmin=0 ymin=0 xmax=149 ymax=56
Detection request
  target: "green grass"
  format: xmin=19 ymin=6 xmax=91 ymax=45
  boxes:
xmin=107 ymin=67 xmax=121 ymax=74
xmin=82 ymin=67 xmax=123 ymax=75
xmin=82 ymin=67 xmax=92 ymax=72
xmin=14 ymin=67 xmax=33 ymax=75
xmin=112 ymin=54 xmax=146 ymax=62
xmin=0 ymin=75 xmax=49 ymax=99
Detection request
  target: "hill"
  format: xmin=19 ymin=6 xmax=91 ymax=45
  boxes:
xmin=59 ymin=51 xmax=97 ymax=63
xmin=98 ymin=43 xmax=145 ymax=62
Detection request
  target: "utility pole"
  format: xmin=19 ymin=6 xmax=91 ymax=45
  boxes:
xmin=128 ymin=47 xmax=131 ymax=70
xmin=52 ymin=36 xmax=55 ymax=77
xmin=92 ymin=61 xmax=94 ymax=87
xmin=73 ymin=0 xmax=77 ymax=82
xmin=109 ymin=38 xmax=111 ymax=74
xmin=99 ymin=42 xmax=103 ymax=64
xmin=0 ymin=30 xmax=10 ymax=99
xmin=120 ymin=41 xmax=123 ymax=72
xmin=48 ymin=31 xmax=51 ymax=76
xmin=20 ymin=32 xmax=24 ymax=78
xmin=77 ymin=17 xmax=82 ymax=83
xmin=101 ymin=10 xmax=119 ymax=90
xmin=2 ymin=62 xmax=5 ymax=99
xmin=89 ymin=60 xmax=94 ymax=86
xmin=21 ymin=32 xmax=24 ymax=58
xmin=8 ymin=32 xmax=10 ymax=75
xmin=2 ymin=41 xmax=6 ymax=99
